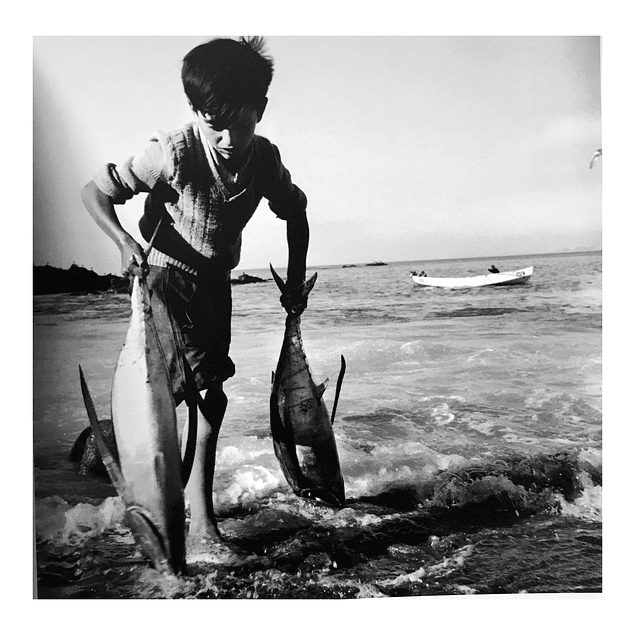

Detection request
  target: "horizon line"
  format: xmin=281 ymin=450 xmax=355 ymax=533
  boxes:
xmin=34 ymin=248 xmax=602 ymax=277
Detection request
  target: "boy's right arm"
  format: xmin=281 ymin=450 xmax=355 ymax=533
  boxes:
xmin=81 ymin=180 xmax=149 ymax=278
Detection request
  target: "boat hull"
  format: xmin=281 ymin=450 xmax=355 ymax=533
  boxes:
xmin=412 ymin=267 xmax=533 ymax=289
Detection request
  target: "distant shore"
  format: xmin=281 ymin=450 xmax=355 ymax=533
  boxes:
xmin=33 ymin=264 xmax=268 ymax=296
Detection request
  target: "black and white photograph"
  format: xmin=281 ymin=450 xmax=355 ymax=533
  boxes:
xmin=28 ymin=20 xmax=618 ymax=617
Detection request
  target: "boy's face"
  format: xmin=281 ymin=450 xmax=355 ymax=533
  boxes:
xmin=196 ymin=106 xmax=263 ymax=166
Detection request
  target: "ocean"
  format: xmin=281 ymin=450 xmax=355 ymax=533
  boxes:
xmin=33 ymin=251 xmax=602 ymax=600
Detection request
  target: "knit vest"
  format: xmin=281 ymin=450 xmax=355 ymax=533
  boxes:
xmin=146 ymin=124 xmax=280 ymax=275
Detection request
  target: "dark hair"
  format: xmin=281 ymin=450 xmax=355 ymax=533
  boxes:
xmin=182 ymin=36 xmax=274 ymax=129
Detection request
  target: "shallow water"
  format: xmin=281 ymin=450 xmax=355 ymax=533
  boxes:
xmin=33 ymin=251 xmax=601 ymax=598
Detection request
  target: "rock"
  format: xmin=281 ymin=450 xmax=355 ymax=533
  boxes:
xmin=70 ymin=419 xmax=118 ymax=477
xmin=231 ymin=273 xmax=267 ymax=285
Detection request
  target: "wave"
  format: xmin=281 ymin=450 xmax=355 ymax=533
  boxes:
xmin=35 ymin=446 xmax=601 ymax=551
xmin=34 ymin=445 xmax=601 ymax=598
xmin=35 ymin=495 xmax=125 ymax=547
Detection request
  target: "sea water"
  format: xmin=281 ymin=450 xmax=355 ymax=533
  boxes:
xmin=33 ymin=251 xmax=601 ymax=598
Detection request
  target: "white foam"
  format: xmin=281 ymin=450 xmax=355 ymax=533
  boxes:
xmin=400 ymin=341 xmax=422 ymax=355
xmin=344 ymin=450 xmax=468 ymax=499
xmin=218 ymin=438 xmax=272 ymax=465
xmin=431 ymin=402 xmax=455 ymax=425
xmin=35 ymin=495 xmax=125 ymax=546
xmin=468 ymin=421 xmax=496 ymax=435
xmin=217 ymin=466 xmax=282 ymax=506
xmin=578 ymin=447 xmax=602 ymax=470
xmin=421 ymin=394 xmax=466 ymax=403
xmin=382 ymin=545 xmax=475 ymax=586
xmin=557 ymin=473 xmax=602 ymax=521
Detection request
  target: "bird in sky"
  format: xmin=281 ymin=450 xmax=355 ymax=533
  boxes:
xmin=589 ymin=148 xmax=602 ymax=169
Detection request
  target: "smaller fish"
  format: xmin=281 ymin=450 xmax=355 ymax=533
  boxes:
xmin=269 ymin=266 xmax=346 ymax=508
xmin=589 ymin=148 xmax=602 ymax=169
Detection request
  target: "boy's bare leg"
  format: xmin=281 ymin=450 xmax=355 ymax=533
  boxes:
xmin=182 ymin=381 xmax=227 ymax=548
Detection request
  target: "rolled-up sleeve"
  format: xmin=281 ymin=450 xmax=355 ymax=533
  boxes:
xmin=93 ymin=131 xmax=173 ymax=204
xmin=263 ymin=143 xmax=307 ymax=221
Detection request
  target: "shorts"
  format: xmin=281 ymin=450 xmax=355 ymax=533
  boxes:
xmin=146 ymin=265 xmax=236 ymax=403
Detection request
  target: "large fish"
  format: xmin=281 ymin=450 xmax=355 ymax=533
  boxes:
xmin=108 ymin=274 xmax=186 ymax=575
xmin=269 ymin=265 xmax=346 ymax=507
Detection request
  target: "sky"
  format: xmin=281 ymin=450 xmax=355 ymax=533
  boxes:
xmin=33 ymin=35 xmax=602 ymax=274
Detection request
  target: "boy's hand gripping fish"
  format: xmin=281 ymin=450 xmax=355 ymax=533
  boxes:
xmin=269 ymin=265 xmax=346 ymax=507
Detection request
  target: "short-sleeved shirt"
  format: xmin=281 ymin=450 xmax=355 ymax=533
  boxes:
xmin=93 ymin=121 xmax=307 ymax=275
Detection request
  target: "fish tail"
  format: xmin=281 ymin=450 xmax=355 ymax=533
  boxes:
xmin=269 ymin=264 xmax=318 ymax=299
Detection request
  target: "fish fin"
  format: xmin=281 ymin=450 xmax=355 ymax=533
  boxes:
xmin=330 ymin=355 xmax=347 ymax=426
xmin=269 ymin=264 xmax=286 ymax=294
xmin=79 ymin=365 xmax=102 ymax=429
xmin=79 ymin=365 xmax=129 ymax=500
xmin=124 ymin=506 xmax=180 ymax=576
xmin=269 ymin=264 xmax=318 ymax=300
xmin=302 ymin=272 xmax=318 ymax=299
xmin=317 ymin=378 xmax=329 ymax=398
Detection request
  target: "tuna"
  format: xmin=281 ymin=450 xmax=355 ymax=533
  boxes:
xmin=269 ymin=265 xmax=346 ymax=507
xmin=79 ymin=269 xmax=186 ymax=575
xmin=109 ymin=274 xmax=186 ymax=574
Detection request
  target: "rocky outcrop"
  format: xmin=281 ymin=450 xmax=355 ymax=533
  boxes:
xmin=33 ymin=264 xmax=129 ymax=295
xmin=231 ymin=272 xmax=268 ymax=285
xmin=34 ymin=264 xmax=270 ymax=295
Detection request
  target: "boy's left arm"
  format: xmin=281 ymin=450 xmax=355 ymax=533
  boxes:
xmin=283 ymin=209 xmax=310 ymax=316
xmin=262 ymin=139 xmax=310 ymax=314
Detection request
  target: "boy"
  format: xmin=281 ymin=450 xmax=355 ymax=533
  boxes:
xmin=81 ymin=37 xmax=310 ymax=553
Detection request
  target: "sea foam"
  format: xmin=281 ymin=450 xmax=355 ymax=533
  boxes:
xmin=35 ymin=495 xmax=125 ymax=546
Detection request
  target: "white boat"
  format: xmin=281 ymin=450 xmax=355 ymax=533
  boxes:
xmin=412 ymin=266 xmax=533 ymax=289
